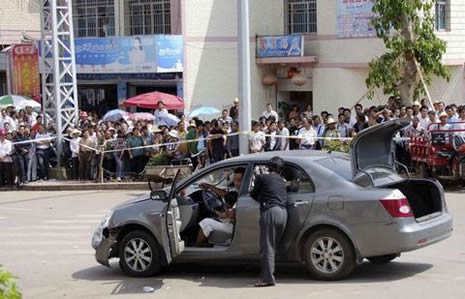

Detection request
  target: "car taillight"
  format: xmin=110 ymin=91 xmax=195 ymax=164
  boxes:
xmin=380 ymin=197 xmax=414 ymax=218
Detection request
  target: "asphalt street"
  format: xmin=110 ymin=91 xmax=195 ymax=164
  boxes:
xmin=0 ymin=189 xmax=464 ymax=299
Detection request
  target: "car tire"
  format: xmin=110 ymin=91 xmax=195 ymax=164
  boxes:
xmin=303 ymin=228 xmax=356 ymax=281
xmin=119 ymin=230 xmax=161 ymax=277
xmin=367 ymin=254 xmax=398 ymax=264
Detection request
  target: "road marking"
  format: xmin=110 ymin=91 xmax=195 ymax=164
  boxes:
xmin=0 ymin=232 xmax=91 ymax=237
xmin=7 ymin=225 xmax=95 ymax=230
xmin=0 ymin=216 xmax=7 ymax=220
xmin=43 ymin=220 xmax=100 ymax=224
xmin=0 ymin=206 xmax=32 ymax=211
xmin=75 ymin=214 xmax=105 ymax=218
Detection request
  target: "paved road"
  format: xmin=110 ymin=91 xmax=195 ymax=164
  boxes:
xmin=0 ymin=190 xmax=464 ymax=299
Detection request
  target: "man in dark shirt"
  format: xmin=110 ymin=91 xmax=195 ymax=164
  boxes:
xmin=288 ymin=118 xmax=300 ymax=150
xmin=250 ymin=157 xmax=288 ymax=287
xmin=209 ymin=120 xmax=225 ymax=163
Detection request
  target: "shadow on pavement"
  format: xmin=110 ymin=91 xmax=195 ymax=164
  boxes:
xmin=72 ymin=260 xmax=433 ymax=290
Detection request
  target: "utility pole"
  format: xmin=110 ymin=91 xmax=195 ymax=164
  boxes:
xmin=238 ymin=0 xmax=252 ymax=156
xmin=40 ymin=0 xmax=79 ymax=169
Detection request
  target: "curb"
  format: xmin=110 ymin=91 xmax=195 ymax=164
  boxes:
xmin=19 ymin=182 xmax=149 ymax=191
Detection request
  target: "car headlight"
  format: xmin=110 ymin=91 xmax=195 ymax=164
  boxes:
xmin=91 ymin=210 xmax=113 ymax=249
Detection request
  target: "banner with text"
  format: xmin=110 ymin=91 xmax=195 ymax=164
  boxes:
xmin=11 ymin=43 xmax=40 ymax=101
xmin=74 ymin=35 xmax=183 ymax=74
xmin=337 ymin=0 xmax=377 ymax=38
xmin=256 ymin=35 xmax=304 ymax=58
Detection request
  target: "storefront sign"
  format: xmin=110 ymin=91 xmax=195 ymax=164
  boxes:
xmin=10 ymin=43 xmax=40 ymax=101
xmin=256 ymin=35 xmax=304 ymax=58
xmin=74 ymin=35 xmax=183 ymax=74
xmin=337 ymin=0 xmax=377 ymax=38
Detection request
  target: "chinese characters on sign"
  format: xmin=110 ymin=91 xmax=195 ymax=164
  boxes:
xmin=337 ymin=0 xmax=377 ymax=38
xmin=256 ymin=35 xmax=304 ymax=58
xmin=74 ymin=35 xmax=183 ymax=74
xmin=11 ymin=44 xmax=40 ymax=101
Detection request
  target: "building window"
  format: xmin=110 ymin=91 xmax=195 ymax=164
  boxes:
xmin=72 ymin=0 xmax=115 ymax=37
xmin=126 ymin=0 xmax=171 ymax=35
xmin=435 ymin=0 xmax=448 ymax=31
xmin=287 ymin=0 xmax=317 ymax=34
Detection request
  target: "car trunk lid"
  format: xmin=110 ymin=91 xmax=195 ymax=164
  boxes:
xmin=351 ymin=119 xmax=411 ymax=187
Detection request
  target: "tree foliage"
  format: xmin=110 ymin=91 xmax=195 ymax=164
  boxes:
xmin=366 ymin=0 xmax=449 ymax=105
xmin=0 ymin=266 xmax=22 ymax=299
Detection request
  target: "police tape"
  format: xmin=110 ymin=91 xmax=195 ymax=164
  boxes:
xmin=8 ymin=132 xmax=411 ymax=155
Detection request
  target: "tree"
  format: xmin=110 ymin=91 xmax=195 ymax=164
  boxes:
xmin=0 ymin=266 xmax=22 ymax=299
xmin=366 ymin=0 xmax=449 ymax=106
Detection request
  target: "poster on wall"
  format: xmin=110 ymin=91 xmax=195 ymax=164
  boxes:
xmin=337 ymin=0 xmax=377 ymax=38
xmin=256 ymin=35 xmax=304 ymax=58
xmin=74 ymin=35 xmax=183 ymax=74
xmin=10 ymin=43 xmax=40 ymax=101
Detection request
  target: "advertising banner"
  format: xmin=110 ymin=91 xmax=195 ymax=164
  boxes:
xmin=256 ymin=35 xmax=304 ymax=58
xmin=74 ymin=35 xmax=183 ymax=74
xmin=337 ymin=0 xmax=377 ymax=38
xmin=10 ymin=43 xmax=40 ymax=101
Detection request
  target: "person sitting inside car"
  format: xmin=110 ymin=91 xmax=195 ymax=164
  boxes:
xmin=194 ymin=168 xmax=245 ymax=247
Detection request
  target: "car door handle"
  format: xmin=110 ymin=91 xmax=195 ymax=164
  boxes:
xmin=293 ymin=201 xmax=308 ymax=206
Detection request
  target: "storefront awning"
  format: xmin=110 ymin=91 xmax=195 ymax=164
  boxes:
xmin=256 ymin=56 xmax=318 ymax=65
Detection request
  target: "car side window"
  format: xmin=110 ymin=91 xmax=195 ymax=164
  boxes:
xmin=249 ymin=163 xmax=314 ymax=194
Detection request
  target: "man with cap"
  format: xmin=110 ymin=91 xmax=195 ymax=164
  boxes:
xmin=230 ymin=98 xmax=239 ymax=121
xmin=405 ymin=116 xmax=425 ymax=138
xmin=0 ymin=129 xmax=14 ymax=187
xmin=412 ymin=101 xmax=421 ymax=116
xmin=70 ymin=129 xmax=81 ymax=180
xmin=250 ymin=156 xmax=288 ymax=287
xmin=14 ymin=125 xmax=31 ymax=184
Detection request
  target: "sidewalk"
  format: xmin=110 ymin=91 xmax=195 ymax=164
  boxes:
xmin=18 ymin=180 xmax=149 ymax=191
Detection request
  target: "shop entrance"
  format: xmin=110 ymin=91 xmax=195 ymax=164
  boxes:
xmin=78 ymin=84 xmax=118 ymax=116
xmin=278 ymin=91 xmax=313 ymax=122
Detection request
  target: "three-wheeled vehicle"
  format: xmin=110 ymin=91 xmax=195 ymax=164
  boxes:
xmin=410 ymin=122 xmax=465 ymax=183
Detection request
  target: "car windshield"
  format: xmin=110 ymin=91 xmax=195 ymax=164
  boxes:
xmin=314 ymin=156 xmax=352 ymax=181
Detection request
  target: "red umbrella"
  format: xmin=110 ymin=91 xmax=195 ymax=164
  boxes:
xmin=122 ymin=91 xmax=184 ymax=110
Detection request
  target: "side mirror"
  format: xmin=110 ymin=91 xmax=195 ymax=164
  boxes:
xmin=150 ymin=190 xmax=168 ymax=201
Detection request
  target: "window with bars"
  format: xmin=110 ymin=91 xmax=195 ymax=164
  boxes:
xmin=72 ymin=0 xmax=115 ymax=37
xmin=126 ymin=0 xmax=171 ymax=35
xmin=287 ymin=0 xmax=317 ymax=34
xmin=435 ymin=0 xmax=448 ymax=31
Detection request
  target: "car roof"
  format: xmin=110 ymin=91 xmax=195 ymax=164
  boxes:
xmin=214 ymin=150 xmax=349 ymax=166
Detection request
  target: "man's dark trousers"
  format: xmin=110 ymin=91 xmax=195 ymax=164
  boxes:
xmin=259 ymin=206 xmax=287 ymax=284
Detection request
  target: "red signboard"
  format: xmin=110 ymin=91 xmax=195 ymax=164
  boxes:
xmin=10 ymin=43 xmax=40 ymax=102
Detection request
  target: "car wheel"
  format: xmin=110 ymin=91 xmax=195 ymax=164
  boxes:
xmin=119 ymin=230 xmax=161 ymax=277
xmin=303 ymin=228 xmax=356 ymax=281
xmin=367 ymin=254 xmax=398 ymax=264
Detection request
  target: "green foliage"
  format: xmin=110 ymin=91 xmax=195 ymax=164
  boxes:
xmin=147 ymin=152 xmax=170 ymax=166
xmin=0 ymin=266 xmax=22 ymax=299
xmin=366 ymin=0 xmax=449 ymax=103
xmin=322 ymin=140 xmax=350 ymax=153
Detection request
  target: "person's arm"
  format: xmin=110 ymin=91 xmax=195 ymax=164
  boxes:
xmin=283 ymin=130 xmax=289 ymax=150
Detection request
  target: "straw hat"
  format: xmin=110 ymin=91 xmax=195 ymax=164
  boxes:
xmin=72 ymin=129 xmax=81 ymax=135
xmin=439 ymin=111 xmax=448 ymax=119
xmin=233 ymin=97 xmax=239 ymax=104
xmin=168 ymin=130 xmax=178 ymax=139
xmin=188 ymin=120 xmax=197 ymax=128
xmin=413 ymin=100 xmax=421 ymax=107
xmin=326 ymin=117 xmax=337 ymax=125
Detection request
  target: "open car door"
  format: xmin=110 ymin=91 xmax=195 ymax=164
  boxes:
xmin=161 ymin=170 xmax=185 ymax=264
xmin=351 ymin=118 xmax=410 ymax=187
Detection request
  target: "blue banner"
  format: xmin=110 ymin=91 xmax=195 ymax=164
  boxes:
xmin=74 ymin=35 xmax=183 ymax=74
xmin=337 ymin=0 xmax=376 ymax=38
xmin=256 ymin=35 xmax=304 ymax=58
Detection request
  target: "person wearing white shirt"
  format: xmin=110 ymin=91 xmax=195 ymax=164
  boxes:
xmin=0 ymin=109 xmax=13 ymax=130
xmin=278 ymin=121 xmax=289 ymax=151
xmin=419 ymin=105 xmax=431 ymax=131
xmin=337 ymin=113 xmax=350 ymax=138
xmin=35 ymin=125 xmax=51 ymax=180
xmin=153 ymin=101 xmax=168 ymax=126
xmin=262 ymin=103 xmax=279 ymax=121
xmin=0 ymin=129 xmax=14 ymax=186
xmin=249 ymin=122 xmax=266 ymax=153
xmin=70 ymin=129 xmax=81 ymax=180
xmin=298 ymin=119 xmax=316 ymax=150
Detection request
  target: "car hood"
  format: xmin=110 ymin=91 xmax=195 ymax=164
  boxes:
xmin=350 ymin=118 xmax=410 ymax=182
xmin=114 ymin=194 xmax=151 ymax=209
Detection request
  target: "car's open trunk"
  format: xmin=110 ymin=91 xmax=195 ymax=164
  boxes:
xmin=386 ymin=179 xmax=444 ymax=221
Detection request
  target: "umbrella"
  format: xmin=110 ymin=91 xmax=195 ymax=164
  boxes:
xmin=102 ymin=109 xmax=129 ymax=122
xmin=189 ymin=106 xmax=221 ymax=118
xmin=0 ymin=95 xmax=41 ymax=110
xmin=129 ymin=112 xmax=155 ymax=121
xmin=122 ymin=91 xmax=184 ymax=110
xmin=157 ymin=113 xmax=180 ymax=127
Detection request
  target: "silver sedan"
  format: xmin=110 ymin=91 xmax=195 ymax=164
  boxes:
xmin=92 ymin=119 xmax=453 ymax=280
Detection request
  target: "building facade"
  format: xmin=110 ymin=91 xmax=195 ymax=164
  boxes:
xmin=183 ymin=0 xmax=465 ymax=119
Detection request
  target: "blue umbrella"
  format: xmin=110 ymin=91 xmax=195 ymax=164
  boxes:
xmin=189 ymin=106 xmax=221 ymax=118
xmin=102 ymin=109 xmax=129 ymax=122
xmin=157 ymin=112 xmax=180 ymax=127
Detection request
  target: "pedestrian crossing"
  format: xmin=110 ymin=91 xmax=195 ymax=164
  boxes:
xmin=0 ymin=210 xmax=109 ymax=257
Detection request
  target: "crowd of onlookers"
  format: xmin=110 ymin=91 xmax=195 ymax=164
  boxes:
xmin=0 ymin=96 xmax=464 ymax=188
